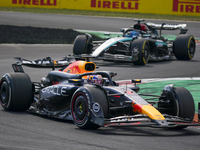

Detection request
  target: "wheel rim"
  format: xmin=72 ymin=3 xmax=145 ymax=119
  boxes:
xmin=188 ymin=40 xmax=195 ymax=58
xmin=143 ymin=44 xmax=149 ymax=63
xmin=0 ymin=81 xmax=9 ymax=106
xmin=72 ymin=94 xmax=88 ymax=123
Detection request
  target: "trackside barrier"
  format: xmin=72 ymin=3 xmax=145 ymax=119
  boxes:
xmin=0 ymin=0 xmax=199 ymax=16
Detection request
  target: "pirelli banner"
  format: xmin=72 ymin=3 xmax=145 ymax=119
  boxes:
xmin=0 ymin=0 xmax=200 ymax=16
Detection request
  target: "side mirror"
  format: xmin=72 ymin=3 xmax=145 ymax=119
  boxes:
xmin=120 ymin=28 xmax=125 ymax=32
xmin=131 ymin=79 xmax=141 ymax=93
xmin=132 ymin=79 xmax=141 ymax=84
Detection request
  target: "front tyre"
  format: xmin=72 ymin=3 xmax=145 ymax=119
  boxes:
xmin=130 ymin=39 xmax=150 ymax=65
xmin=172 ymin=87 xmax=195 ymax=129
xmin=173 ymin=34 xmax=196 ymax=60
xmin=71 ymin=85 xmax=108 ymax=129
xmin=0 ymin=73 xmax=33 ymax=111
xmin=173 ymin=87 xmax=195 ymax=119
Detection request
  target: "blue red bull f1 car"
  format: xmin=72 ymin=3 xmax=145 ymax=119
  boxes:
xmin=0 ymin=57 xmax=199 ymax=129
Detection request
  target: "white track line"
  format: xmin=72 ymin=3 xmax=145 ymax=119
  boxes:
xmin=117 ymin=77 xmax=200 ymax=83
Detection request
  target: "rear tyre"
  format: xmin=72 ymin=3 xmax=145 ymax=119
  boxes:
xmin=172 ymin=87 xmax=195 ymax=129
xmin=0 ymin=73 xmax=33 ymax=111
xmin=130 ymin=39 xmax=150 ymax=65
xmin=71 ymin=85 xmax=108 ymax=129
xmin=73 ymin=34 xmax=93 ymax=55
xmin=173 ymin=34 xmax=195 ymax=60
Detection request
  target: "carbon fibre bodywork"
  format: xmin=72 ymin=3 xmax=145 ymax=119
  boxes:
xmin=73 ymin=20 xmax=196 ymax=65
xmin=0 ymin=59 xmax=199 ymax=129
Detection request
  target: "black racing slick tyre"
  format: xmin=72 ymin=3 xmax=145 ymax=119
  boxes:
xmin=173 ymin=34 xmax=196 ymax=60
xmin=130 ymin=39 xmax=150 ymax=65
xmin=172 ymin=87 xmax=195 ymax=129
xmin=71 ymin=85 xmax=108 ymax=129
xmin=73 ymin=34 xmax=93 ymax=55
xmin=173 ymin=87 xmax=195 ymax=119
xmin=0 ymin=73 xmax=33 ymax=111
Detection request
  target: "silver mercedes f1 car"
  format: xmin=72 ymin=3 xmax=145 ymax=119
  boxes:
xmin=73 ymin=19 xmax=196 ymax=65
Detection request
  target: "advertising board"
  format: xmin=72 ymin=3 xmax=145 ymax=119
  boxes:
xmin=0 ymin=0 xmax=199 ymax=16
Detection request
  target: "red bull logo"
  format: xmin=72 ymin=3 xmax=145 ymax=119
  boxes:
xmin=12 ymin=0 xmax=57 ymax=6
xmin=132 ymin=103 xmax=142 ymax=113
xmin=173 ymin=0 xmax=200 ymax=13
xmin=63 ymin=61 xmax=96 ymax=74
xmin=63 ymin=61 xmax=81 ymax=74
xmin=91 ymin=0 xmax=139 ymax=10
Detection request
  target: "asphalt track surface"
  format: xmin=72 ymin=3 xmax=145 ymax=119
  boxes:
xmin=0 ymin=11 xmax=200 ymax=150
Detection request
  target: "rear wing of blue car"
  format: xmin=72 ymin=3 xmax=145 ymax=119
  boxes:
xmin=12 ymin=56 xmax=76 ymax=72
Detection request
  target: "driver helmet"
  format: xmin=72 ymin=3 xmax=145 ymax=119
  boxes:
xmin=125 ymin=31 xmax=140 ymax=38
xmin=87 ymin=75 xmax=103 ymax=85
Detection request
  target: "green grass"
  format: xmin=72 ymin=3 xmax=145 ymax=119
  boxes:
xmin=0 ymin=7 xmax=200 ymax=21
xmin=138 ymin=80 xmax=200 ymax=113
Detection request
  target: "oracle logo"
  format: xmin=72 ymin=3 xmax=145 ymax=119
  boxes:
xmin=41 ymin=86 xmax=68 ymax=96
xmin=91 ymin=0 xmax=139 ymax=10
xmin=12 ymin=0 xmax=57 ymax=6
xmin=173 ymin=0 xmax=200 ymax=13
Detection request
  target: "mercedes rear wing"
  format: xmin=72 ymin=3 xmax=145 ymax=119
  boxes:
xmin=146 ymin=22 xmax=187 ymax=30
xmin=146 ymin=22 xmax=188 ymax=35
